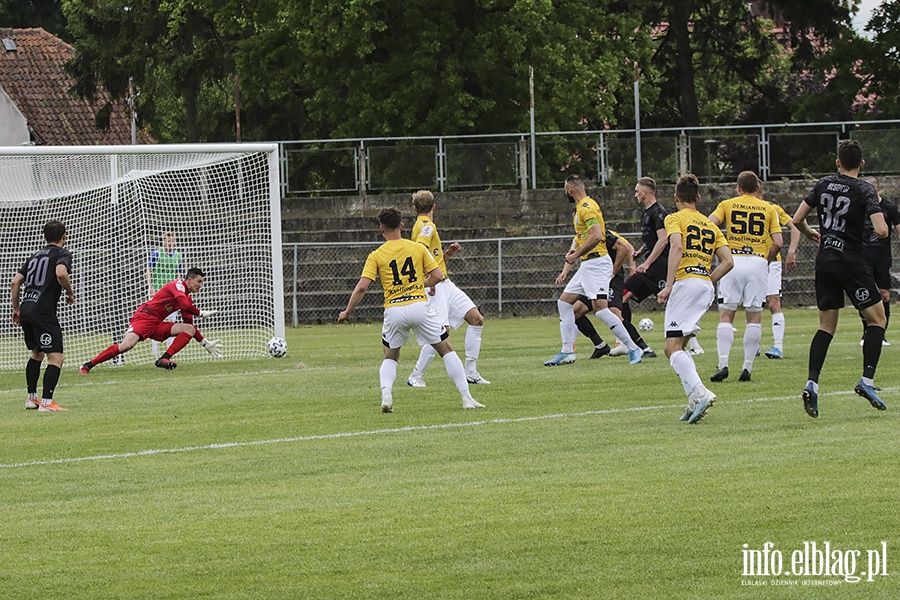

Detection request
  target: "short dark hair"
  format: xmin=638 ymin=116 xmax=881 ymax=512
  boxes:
xmin=637 ymin=177 xmax=657 ymax=194
xmin=737 ymin=171 xmax=760 ymax=194
xmin=44 ymin=220 xmax=66 ymax=243
xmin=838 ymin=140 xmax=863 ymax=171
xmin=564 ymin=174 xmax=585 ymax=190
xmin=186 ymin=267 xmax=205 ymax=279
xmin=377 ymin=207 xmax=402 ymax=231
xmin=675 ymin=174 xmax=700 ymax=203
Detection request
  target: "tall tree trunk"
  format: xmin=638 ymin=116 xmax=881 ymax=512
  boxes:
xmin=669 ymin=1 xmax=700 ymax=127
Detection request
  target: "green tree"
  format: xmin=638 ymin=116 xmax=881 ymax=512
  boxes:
xmin=0 ymin=0 xmax=68 ymax=38
xmin=862 ymin=0 xmax=900 ymax=118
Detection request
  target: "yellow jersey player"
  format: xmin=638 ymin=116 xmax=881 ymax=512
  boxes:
xmin=545 ymin=174 xmax=641 ymax=366
xmin=707 ymin=171 xmax=782 ymax=383
xmin=338 ymin=207 xmax=484 ymax=413
xmin=762 ymin=196 xmax=799 ymax=359
xmin=406 ymin=190 xmax=490 ymax=388
xmin=658 ymin=174 xmax=733 ymax=424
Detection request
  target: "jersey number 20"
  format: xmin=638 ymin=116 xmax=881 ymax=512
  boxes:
xmin=24 ymin=256 xmax=51 ymax=287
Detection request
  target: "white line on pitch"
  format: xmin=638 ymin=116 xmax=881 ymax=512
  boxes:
xmin=1 ymin=387 xmax=895 ymax=470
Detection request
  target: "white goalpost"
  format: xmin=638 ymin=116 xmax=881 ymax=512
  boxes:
xmin=0 ymin=144 xmax=284 ymax=370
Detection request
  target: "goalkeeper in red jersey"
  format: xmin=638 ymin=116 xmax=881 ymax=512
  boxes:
xmin=80 ymin=268 xmax=222 ymax=373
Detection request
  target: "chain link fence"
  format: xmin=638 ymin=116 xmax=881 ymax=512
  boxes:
xmin=281 ymin=232 xmax=899 ymax=325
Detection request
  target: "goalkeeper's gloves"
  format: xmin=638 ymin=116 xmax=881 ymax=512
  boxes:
xmin=198 ymin=309 xmax=219 ymax=318
xmin=201 ymin=338 xmax=223 ymax=358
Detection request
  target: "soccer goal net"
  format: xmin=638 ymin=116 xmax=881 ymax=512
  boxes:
xmin=0 ymin=144 xmax=284 ymax=371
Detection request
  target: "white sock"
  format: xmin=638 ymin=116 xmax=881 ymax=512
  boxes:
xmin=743 ymin=323 xmax=762 ymax=372
xmin=465 ymin=325 xmax=483 ymax=375
xmin=413 ymin=344 xmax=437 ymax=377
xmin=558 ymin=300 xmax=577 ymax=353
xmin=151 ymin=339 xmax=160 ymax=355
xmin=596 ymin=308 xmax=637 ymax=350
xmin=716 ymin=322 xmax=734 ymax=369
xmin=670 ymin=350 xmax=702 ymax=399
xmin=379 ymin=359 xmax=397 ymax=397
xmin=806 ymin=380 xmax=819 ymax=394
xmin=442 ymin=351 xmax=471 ymax=397
xmin=689 ymin=336 xmax=702 ymax=351
xmin=771 ymin=313 xmax=785 ymax=351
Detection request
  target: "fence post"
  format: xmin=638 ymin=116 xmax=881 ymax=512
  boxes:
xmin=292 ymin=244 xmax=299 ymax=327
xmin=438 ymin=136 xmax=446 ymax=192
xmin=497 ymin=238 xmax=503 ymax=317
xmin=358 ymin=142 xmax=367 ymax=197
xmin=678 ymin=131 xmax=688 ymax=176
xmin=519 ymin=138 xmax=528 ymax=197
xmin=759 ymin=125 xmax=768 ymax=181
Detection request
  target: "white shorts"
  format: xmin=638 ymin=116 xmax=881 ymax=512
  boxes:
xmin=428 ymin=279 xmax=477 ymax=330
xmin=766 ymin=260 xmax=782 ymax=297
xmin=665 ymin=278 xmax=715 ymax=338
xmin=717 ymin=255 xmax=767 ymax=312
xmin=382 ymin=302 xmax=446 ymax=349
xmin=563 ymin=255 xmax=612 ymax=300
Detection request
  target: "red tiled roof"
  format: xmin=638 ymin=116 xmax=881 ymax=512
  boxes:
xmin=0 ymin=27 xmax=151 ymax=145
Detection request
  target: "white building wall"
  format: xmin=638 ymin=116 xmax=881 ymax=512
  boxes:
xmin=0 ymin=85 xmax=29 ymax=145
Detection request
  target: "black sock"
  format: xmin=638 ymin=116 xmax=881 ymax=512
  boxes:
xmin=807 ymin=330 xmax=833 ymax=382
xmin=623 ymin=318 xmax=647 ymax=349
xmin=42 ymin=364 xmax=61 ymax=400
xmin=884 ymin=301 xmax=890 ymax=332
xmin=862 ymin=325 xmax=884 ymax=379
xmin=26 ymin=358 xmax=41 ymax=395
xmin=575 ymin=315 xmax=604 ymax=347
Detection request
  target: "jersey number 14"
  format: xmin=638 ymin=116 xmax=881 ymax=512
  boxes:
xmin=389 ymin=256 xmax=418 ymax=285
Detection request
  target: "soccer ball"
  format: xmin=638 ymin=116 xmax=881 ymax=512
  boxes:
xmin=638 ymin=318 xmax=654 ymax=332
xmin=267 ymin=336 xmax=288 ymax=358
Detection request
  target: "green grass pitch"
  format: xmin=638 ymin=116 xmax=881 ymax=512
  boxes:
xmin=0 ymin=309 xmax=897 ymax=599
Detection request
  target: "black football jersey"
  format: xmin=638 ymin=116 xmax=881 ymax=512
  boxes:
xmin=17 ymin=245 xmax=73 ymax=320
xmin=640 ymin=202 xmax=670 ymax=265
xmin=862 ymin=198 xmax=900 ymax=260
xmin=803 ymin=174 xmax=880 ymax=264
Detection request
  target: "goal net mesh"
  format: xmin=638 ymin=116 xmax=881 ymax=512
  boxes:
xmin=0 ymin=147 xmax=283 ymax=371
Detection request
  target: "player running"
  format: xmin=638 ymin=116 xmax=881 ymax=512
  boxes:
xmin=80 ymin=268 xmax=221 ymax=373
xmin=658 ymin=174 xmax=733 ymax=424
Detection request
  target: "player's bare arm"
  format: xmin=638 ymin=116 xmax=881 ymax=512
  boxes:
xmin=658 ymin=233 xmax=682 ymax=304
xmin=612 ymin=237 xmax=632 ymax=276
xmin=710 ymin=246 xmax=734 ymax=286
xmin=566 ymin=223 xmax=602 ymax=265
xmin=56 ymin=263 xmax=75 ymax=304
xmin=870 ymin=211 xmax=888 ymax=238
xmin=338 ymin=277 xmax=373 ymax=322
xmin=791 ymin=203 xmax=820 ymax=244
xmin=423 ymin=267 xmax=444 ymax=290
xmin=10 ymin=272 xmax=23 ymax=325
xmin=444 ymin=242 xmax=462 ymax=258
xmin=766 ymin=232 xmax=784 ymax=264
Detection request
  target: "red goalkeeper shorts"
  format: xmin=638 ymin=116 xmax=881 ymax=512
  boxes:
xmin=127 ymin=314 xmax=176 ymax=341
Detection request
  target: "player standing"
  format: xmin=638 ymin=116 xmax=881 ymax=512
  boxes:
xmin=338 ymin=207 xmax=483 ymax=412
xmin=707 ymin=171 xmax=782 ymax=382
xmin=405 ymin=190 xmax=490 ymax=388
xmin=544 ymin=175 xmax=642 ymax=366
xmin=658 ymin=175 xmax=733 ymax=424
xmin=80 ymin=268 xmax=222 ymax=372
xmin=762 ymin=195 xmax=800 ymax=359
xmin=10 ymin=220 xmax=75 ymax=412
xmin=858 ymin=176 xmax=900 ymax=347
xmin=791 ymin=140 xmax=889 ymax=418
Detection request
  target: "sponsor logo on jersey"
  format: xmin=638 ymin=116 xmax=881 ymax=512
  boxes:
xmin=176 ymin=281 xmax=186 ymax=292
xmin=823 ymin=236 xmax=845 ymax=252
xmin=421 ymin=225 xmax=434 ymax=237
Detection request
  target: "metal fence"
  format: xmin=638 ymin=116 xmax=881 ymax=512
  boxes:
xmin=281 ymin=231 xmax=900 ymax=325
xmin=279 ymin=120 xmax=900 ymax=197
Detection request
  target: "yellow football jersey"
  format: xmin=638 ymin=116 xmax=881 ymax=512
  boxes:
xmin=412 ymin=215 xmax=447 ymax=278
xmin=709 ymin=194 xmax=781 ymax=258
xmin=361 ymin=238 xmax=439 ymax=308
xmin=769 ymin=202 xmax=791 ymax=261
xmin=572 ymin=197 xmax=608 ymax=260
xmin=665 ymin=209 xmax=728 ymax=281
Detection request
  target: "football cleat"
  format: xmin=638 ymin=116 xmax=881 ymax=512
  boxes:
xmin=406 ymin=374 xmax=427 ymax=388
xmin=589 ymin=345 xmax=611 ymax=359
xmin=38 ymin=401 xmax=69 ymax=412
xmin=688 ymin=389 xmax=716 ymax=424
xmin=764 ymin=347 xmax=783 ymax=359
xmin=628 ymin=348 xmax=643 ymax=364
xmin=884 ymin=339 xmax=891 ymax=347
xmin=463 ymin=397 xmax=485 ymax=409
xmin=381 ymin=403 xmax=394 ymax=413
xmin=466 ymin=373 xmax=491 ymax=385
xmin=609 ymin=343 xmax=628 ymax=357
xmin=642 ymin=348 xmax=657 ymax=358
xmin=739 ymin=369 xmax=752 ymax=382
xmin=855 ymin=379 xmax=887 ymax=411
xmin=79 ymin=362 xmax=93 ymax=375
xmin=710 ymin=366 xmax=729 ymax=382
xmin=802 ymin=383 xmax=818 ymax=418
xmin=544 ymin=352 xmax=576 ymax=366
xmin=25 ymin=397 xmax=39 ymax=410
xmin=689 ymin=344 xmax=705 ymax=355
xmin=155 ymin=358 xmax=177 ymax=370
xmin=679 ymin=406 xmax=693 ymax=422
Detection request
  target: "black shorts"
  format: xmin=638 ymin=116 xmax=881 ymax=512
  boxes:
xmin=864 ymin=257 xmax=893 ymax=291
xmin=21 ymin=318 xmax=64 ymax=353
xmin=624 ymin=262 xmax=668 ymax=302
xmin=815 ymin=261 xmax=881 ymax=311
